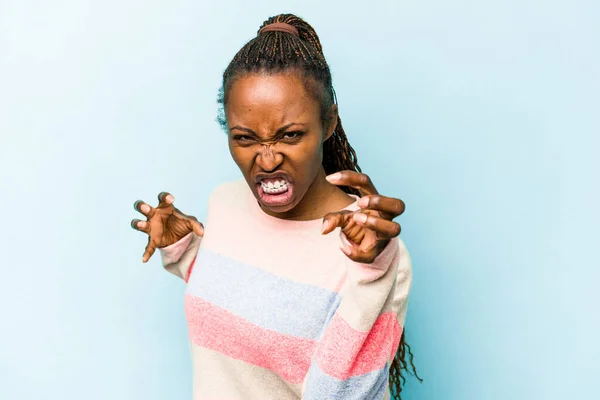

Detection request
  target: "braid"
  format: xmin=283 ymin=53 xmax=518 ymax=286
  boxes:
xmin=217 ymin=14 xmax=420 ymax=398
xmin=389 ymin=331 xmax=424 ymax=398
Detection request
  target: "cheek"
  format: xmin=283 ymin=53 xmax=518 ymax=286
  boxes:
xmin=290 ymin=140 xmax=323 ymax=173
xmin=228 ymin=143 xmax=250 ymax=169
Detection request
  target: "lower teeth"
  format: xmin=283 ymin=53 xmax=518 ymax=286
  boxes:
xmin=261 ymin=183 xmax=288 ymax=194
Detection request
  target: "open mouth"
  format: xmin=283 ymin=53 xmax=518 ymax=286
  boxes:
xmin=255 ymin=176 xmax=294 ymax=207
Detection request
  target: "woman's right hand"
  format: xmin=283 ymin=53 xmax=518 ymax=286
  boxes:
xmin=130 ymin=192 xmax=204 ymax=263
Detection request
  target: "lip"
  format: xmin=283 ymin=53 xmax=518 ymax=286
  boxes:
xmin=254 ymin=171 xmax=293 ymax=184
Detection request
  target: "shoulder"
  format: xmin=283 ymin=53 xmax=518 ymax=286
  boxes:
xmin=383 ymin=236 xmax=411 ymax=279
xmin=208 ymin=178 xmax=249 ymax=209
xmin=395 ymin=237 xmax=412 ymax=283
xmin=396 ymin=237 xmax=411 ymax=267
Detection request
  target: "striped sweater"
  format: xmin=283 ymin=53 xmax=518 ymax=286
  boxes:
xmin=159 ymin=179 xmax=412 ymax=400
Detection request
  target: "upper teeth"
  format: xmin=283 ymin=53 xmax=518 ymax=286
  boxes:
xmin=261 ymin=179 xmax=288 ymax=191
xmin=264 ymin=179 xmax=285 ymax=187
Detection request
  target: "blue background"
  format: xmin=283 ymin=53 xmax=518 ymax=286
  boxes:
xmin=1 ymin=0 xmax=598 ymax=399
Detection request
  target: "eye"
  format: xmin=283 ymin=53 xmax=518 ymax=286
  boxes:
xmin=282 ymin=131 xmax=303 ymax=140
xmin=233 ymin=135 xmax=253 ymax=142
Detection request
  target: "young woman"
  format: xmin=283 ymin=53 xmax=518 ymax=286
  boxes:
xmin=130 ymin=13 xmax=419 ymax=400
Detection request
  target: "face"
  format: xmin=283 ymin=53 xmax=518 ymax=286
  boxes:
xmin=225 ymin=72 xmax=335 ymax=217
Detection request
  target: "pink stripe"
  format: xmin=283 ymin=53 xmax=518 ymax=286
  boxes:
xmin=314 ymin=311 xmax=402 ymax=380
xmin=185 ymin=294 xmax=315 ymax=384
xmin=389 ymin=317 xmax=402 ymax=362
xmin=184 ymin=255 xmax=197 ymax=283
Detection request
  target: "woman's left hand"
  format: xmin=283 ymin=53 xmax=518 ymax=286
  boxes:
xmin=322 ymin=170 xmax=405 ymax=263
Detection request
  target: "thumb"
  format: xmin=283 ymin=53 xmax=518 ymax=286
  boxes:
xmin=142 ymin=237 xmax=157 ymax=263
xmin=321 ymin=210 xmax=353 ymax=235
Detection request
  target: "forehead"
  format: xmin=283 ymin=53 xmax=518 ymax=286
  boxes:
xmin=226 ymin=73 xmax=320 ymax=129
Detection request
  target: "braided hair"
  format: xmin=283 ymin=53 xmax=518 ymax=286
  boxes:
xmin=216 ymin=13 xmax=421 ymax=398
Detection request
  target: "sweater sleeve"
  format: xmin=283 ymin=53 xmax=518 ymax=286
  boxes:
xmin=158 ymin=232 xmax=202 ymax=283
xmin=301 ymin=235 xmax=412 ymax=400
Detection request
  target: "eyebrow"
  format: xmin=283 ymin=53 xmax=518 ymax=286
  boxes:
xmin=229 ymin=122 xmax=306 ymax=136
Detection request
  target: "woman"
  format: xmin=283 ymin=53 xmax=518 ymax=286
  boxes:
xmin=130 ymin=13 xmax=419 ymax=400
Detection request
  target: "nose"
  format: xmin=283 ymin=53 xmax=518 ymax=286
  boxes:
xmin=255 ymin=144 xmax=283 ymax=172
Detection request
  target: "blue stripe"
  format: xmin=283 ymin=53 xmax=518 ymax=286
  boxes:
xmin=303 ymin=360 xmax=390 ymax=400
xmin=185 ymin=248 xmax=341 ymax=340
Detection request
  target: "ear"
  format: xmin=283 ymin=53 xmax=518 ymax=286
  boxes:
xmin=323 ymin=104 xmax=338 ymax=142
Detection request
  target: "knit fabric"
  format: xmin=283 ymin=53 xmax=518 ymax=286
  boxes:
xmin=159 ymin=179 xmax=412 ymax=400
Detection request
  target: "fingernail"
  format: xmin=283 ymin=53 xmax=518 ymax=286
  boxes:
xmin=353 ymin=213 xmax=367 ymax=223
xmin=326 ymin=172 xmax=341 ymax=182
xmin=141 ymin=204 xmax=150 ymax=213
xmin=321 ymin=220 xmax=328 ymax=234
xmin=357 ymin=196 xmax=369 ymax=208
xmin=166 ymin=195 xmax=174 ymax=203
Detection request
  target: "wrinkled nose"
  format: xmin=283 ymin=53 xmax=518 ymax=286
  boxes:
xmin=255 ymin=144 xmax=283 ymax=172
